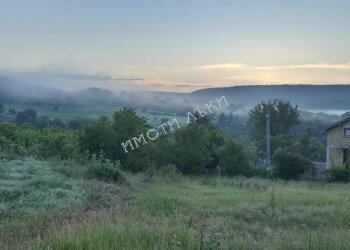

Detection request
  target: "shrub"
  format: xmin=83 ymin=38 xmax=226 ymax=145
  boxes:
xmin=0 ymin=123 xmax=82 ymax=160
xmin=272 ymin=148 xmax=313 ymax=180
xmin=15 ymin=108 xmax=37 ymax=124
xmin=68 ymin=120 xmax=82 ymax=131
xmin=218 ymin=139 xmax=253 ymax=176
xmin=50 ymin=118 xmax=66 ymax=129
xmin=172 ymin=124 xmax=211 ymax=175
xmin=86 ymin=154 xmax=124 ymax=182
xmin=327 ymin=165 xmax=350 ymax=182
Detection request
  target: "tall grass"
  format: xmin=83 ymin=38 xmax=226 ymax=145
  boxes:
xmin=38 ymin=176 xmax=350 ymax=249
xmin=0 ymin=159 xmax=126 ymax=249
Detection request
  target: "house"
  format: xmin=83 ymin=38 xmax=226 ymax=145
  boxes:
xmin=326 ymin=116 xmax=350 ymax=168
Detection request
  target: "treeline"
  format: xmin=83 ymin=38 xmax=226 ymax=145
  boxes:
xmin=0 ymin=107 xmax=253 ymax=179
xmin=0 ymin=106 xmax=83 ymax=130
xmin=0 ymin=99 xmax=339 ymax=182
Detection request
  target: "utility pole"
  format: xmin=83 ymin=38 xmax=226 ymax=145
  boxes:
xmin=266 ymin=109 xmax=271 ymax=167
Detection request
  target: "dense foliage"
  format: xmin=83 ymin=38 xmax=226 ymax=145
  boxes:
xmin=0 ymin=123 xmax=81 ymax=160
xmin=272 ymin=148 xmax=313 ymax=180
xmin=0 ymin=100 xmax=334 ymax=181
xmin=218 ymin=139 xmax=252 ymax=176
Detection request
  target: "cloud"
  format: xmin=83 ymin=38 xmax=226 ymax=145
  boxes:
xmin=61 ymin=74 xmax=144 ymax=81
xmin=175 ymin=84 xmax=212 ymax=88
xmin=61 ymin=74 xmax=114 ymax=81
xmin=255 ymin=63 xmax=350 ymax=70
xmin=195 ymin=62 xmax=350 ymax=71
xmin=195 ymin=63 xmax=247 ymax=70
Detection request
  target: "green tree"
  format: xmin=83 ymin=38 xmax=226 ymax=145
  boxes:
xmin=112 ymin=108 xmax=148 ymax=138
xmin=15 ymin=108 xmax=37 ymax=124
xmin=272 ymin=147 xmax=312 ymax=180
xmin=217 ymin=113 xmax=227 ymax=126
xmin=193 ymin=114 xmax=225 ymax=172
xmin=81 ymin=108 xmax=150 ymax=171
xmin=50 ymin=118 xmax=66 ymax=129
xmin=81 ymin=116 xmax=117 ymax=160
xmin=250 ymin=98 xmax=300 ymax=137
xmin=172 ymin=123 xmax=211 ymax=174
xmin=68 ymin=120 xmax=82 ymax=131
xmin=35 ymin=115 xmax=50 ymax=130
xmin=249 ymin=98 xmax=300 ymax=153
xmin=36 ymin=127 xmax=81 ymax=160
xmin=227 ymin=112 xmax=234 ymax=124
xmin=218 ymin=139 xmax=252 ymax=176
xmin=298 ymin=127 xmax=326 ymax=161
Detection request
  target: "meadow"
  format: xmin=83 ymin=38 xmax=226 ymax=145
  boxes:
xmin=1 ymin=159 xmax=350 ymax=249
xmin=4 ymin=102 xmax=187 ymax=127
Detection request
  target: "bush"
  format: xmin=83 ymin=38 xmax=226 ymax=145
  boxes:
xmin=272 ymin=148 xmax=313 ymax=180
xmin=327 ymin=165 xmax=350 ymax=182
xmin=15 ymin=108 xmax=37 ymax=124
xmin=53 ymin=153 xmax=124 ymax=182
xmin=254 ymin=164 xmax=273 ymax=178
xmin=172 ymin=123 xmax=211 ymax=175
xmin=68 ymin=120 xmax=82 ymax=131
xmin=0 ymin=123 xmax=82 ymax=160
xmin=217 ymin=139 xmax=253 ymax=176
xmin=86 ymin=154 xmax=124 ymax=182
xmin=50 ymin=118 xmax=66 ymax=129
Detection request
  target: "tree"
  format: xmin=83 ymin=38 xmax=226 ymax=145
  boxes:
xmin=82 ymin=108 xmax=151 ymax=171
xmin=298 ymin=127 xmax=326 ymax=161
xmin=68 ymin=120 xmax=82 ymax=131
xmin=341 ymin=111 xmax=350 ymax=119
xmin=15 ymin=108 xmax=37 ymax=124
xmin=112 ymin=108 xmax=148 ymax=138
xmin=81 ymin=116 xmax=118 ymax=160
xmin=249 ymin=98 xmax=300 ymax=153
xmin=192 ymin=113 xmax=225 ymax=172
xmin=35 ymin=115 xmax=50 ymax=130
xmin=218 ymin=139 xmax=252 ymax=176
xmin=250 ymin=98 xmax=300 ymax=137
xmin=272 ymin=148 xmax=313 ymax=180
xmin=227 ymin=112 xmax=234 ymax=124
xmin=50 ymin=118 xmax=66 ymax=129
xmin=171 ymin=123 xmax=212 ymax=174
xmin=112 ymin=108 xmax=149 ymax=164
xmin=217 ymin=113 xmax=227 ymax=126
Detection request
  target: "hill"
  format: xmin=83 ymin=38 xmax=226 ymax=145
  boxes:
xmin=191 ymin=85 xmax=350 ymax=110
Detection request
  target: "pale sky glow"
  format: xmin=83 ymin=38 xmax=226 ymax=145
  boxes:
xmin=0 ymin=0 xmax=350 ymax=92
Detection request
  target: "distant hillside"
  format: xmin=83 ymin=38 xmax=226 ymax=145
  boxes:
xmin=0 ymin=75 xmax=119 ymax=105
xmin=191 ymin=85 xmax=350 ymax=110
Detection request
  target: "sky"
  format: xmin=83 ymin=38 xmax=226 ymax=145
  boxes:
xmin=0 ymin=0 xmax=350 ymax=92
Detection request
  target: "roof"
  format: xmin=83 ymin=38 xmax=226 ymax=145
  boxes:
xmin=325 ymin=116 xmax=350 ymax=132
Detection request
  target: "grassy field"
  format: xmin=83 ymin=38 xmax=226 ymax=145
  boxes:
xmin=1 ymin=159 xmax=350 ymax=249
xmin=3 ymin=102 xmax=187 ymax=127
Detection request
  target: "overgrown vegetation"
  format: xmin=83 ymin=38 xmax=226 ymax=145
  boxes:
xmin=0 ymin=98 xmax=348 ymax=249
xmin=37 ymin=176 xmax=350 ymax=249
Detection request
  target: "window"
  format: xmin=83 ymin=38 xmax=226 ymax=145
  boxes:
xmin=345 ymin=128 xmax=350 ymax=137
